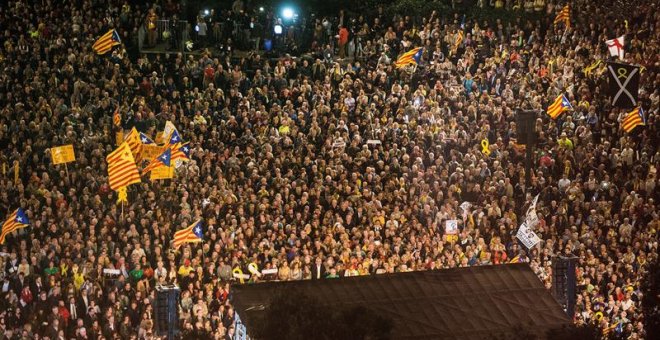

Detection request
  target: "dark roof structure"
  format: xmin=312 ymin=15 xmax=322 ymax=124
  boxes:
xmin=231 ymin=264 xmax=571 ymax=340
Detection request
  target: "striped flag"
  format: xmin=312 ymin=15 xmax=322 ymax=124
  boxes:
xmin=509 ymin=255 xmax=521 ymax=263
xmin=547 ymin=94 xmax=573 ymax=119
xmin=113 ymin=107 xmax=121 ymax=127
xmin=173 ymin=220 xmax=204 ymax=249
xmin=395 ymin=47 xmax=423 ymax=69
xmin=621 ymin=107 xmax=645 ymax=133
xmin=92 ymin=29 xmax=122 ymax=55
xmin=106 ymin=142 xmax=141 ymax=191
xmin=454 ymin=16 xmax=466 ymax=52
xmin=142 ymin=148 xmax=171 ymax=175
xmin=171 ymin=142 xmax=191 ymax=162
xmin=125 ymin=127 xmax=143 ymax=161
xmin=554 ymin=5 xmax=570 ymax=28
xmin=0 ymin=208 xmax=30 ymax=244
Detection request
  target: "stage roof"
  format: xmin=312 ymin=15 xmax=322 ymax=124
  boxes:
xmin=231 ymin=264 xmax=571 ymax=339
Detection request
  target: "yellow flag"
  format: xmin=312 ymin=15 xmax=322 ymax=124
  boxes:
xmin=116 ymin=186 xmax=128 ymax=204
xmin=115 ymin=131 xmax=124 ymax=147
xmin=150 ymin=165 xmax=174 ymax=181
xmin=142 ymin=144 xmax=164 ymax=161
xmin=50 ymin=145 xmax=76 ymax=165
xmin=155 ymin=131 xmax=164 ymax=144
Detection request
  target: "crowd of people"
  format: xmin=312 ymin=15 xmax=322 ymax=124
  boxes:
xmin=0 ymin=0 xmax=658 ymax=339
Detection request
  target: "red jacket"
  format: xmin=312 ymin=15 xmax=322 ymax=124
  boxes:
xmin=338 ymin=28 xmax=349 ymax=45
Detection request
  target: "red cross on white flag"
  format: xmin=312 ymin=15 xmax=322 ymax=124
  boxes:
xmin=606 ymin=35 xmax=625 ymax=59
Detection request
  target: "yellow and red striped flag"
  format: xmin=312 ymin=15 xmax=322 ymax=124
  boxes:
xmin=113 ymin=106 xmax=121 ymax=127
xmin=547 ymin=94 xmax=572 ymax=119
xmin=554 ymin=5 xmax=570 ymax=28
xmin=93 ymin=29 xmax=122 ymax=55
xmin=124 ymin=127 xmax=143 ymax=161
xmin=170 ymin=142 xmax=191 ymax=162
xmin=106 ymin=142 xmax=141 ymax=191
xmin=141 ymin=148 xmax=171 ymax=175
xmin=173 ymin=220 xmax=204 ymax=249
xmin=0 ymin=208 xmax=29 ymax=244
xmin=621 ymin=107 xmax=645 ymax=133
xmin=395 ymin=47 xmax=423 ymax=69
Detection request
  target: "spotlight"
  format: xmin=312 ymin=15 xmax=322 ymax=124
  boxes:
xmin=204 ymin=9 xmax=210 ymax=16
xmin=259 ymin=6 xmax=265 ymax=12
xmin=282 ymin=7 xmax=294 ymax=20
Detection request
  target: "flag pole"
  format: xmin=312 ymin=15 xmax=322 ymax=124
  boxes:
xmin=64 ymin=163 xmax=69 ymax=178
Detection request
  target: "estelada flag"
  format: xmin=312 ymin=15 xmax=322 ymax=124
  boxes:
xmin=92 ymin=29 xmax=122 ymax=55
xmin=395 ymin=47 xmax=423 ymax=69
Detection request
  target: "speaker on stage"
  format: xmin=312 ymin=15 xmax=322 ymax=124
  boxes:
xmin=154 ymin=284 xmax=180 ymax=339
xmin=552 ymin=255 xmax=578 ymax=318
xmin=516 ymin=110 xmax=537 ymax=145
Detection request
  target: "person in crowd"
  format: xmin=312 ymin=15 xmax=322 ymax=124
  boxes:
xmin=0 ymin=0 xmax=657 ymax=339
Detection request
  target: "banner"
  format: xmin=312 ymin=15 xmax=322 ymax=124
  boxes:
xmin=525 ymin=209 xmax=539 ymax=228
xmin=150 ymin=165 xmax=174 ymax=181
xmin=445 ymin=220 xmax=458 ymax=235
xmin=516 ymin=223 xmax=542 ymax=249
xmin=142 ymin=144 xmax=164 ymax=161
xmin=607 ymin=62 xmax=639 ymax=108
xmin=51 ymin=145 xmax=76 ymax=165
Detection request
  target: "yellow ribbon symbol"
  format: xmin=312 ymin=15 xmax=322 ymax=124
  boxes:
xmin=583 ymin=60 xmax=601 ymax=77
xmin=233 ymin=267 xmax=247 ymax=284
xmin=481 ymin=139 xmax=491 ymax=156
xmin=595 ymin=311 xmax=604 ymax=321
xmin=116 ymin=186 xmax=128 ymax=205
xmin=617 ymin=67 xmax=628 ymax=79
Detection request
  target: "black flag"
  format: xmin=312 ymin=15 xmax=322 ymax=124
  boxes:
xmin=607 ymin=62 xmax=640 ymax=108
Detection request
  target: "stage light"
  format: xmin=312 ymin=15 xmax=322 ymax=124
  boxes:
xmin=282 ymin=7 xmax=294 ymax=20
xmin=259 ymin=7 xmax=265 ymax=12
xmin=204 ymin=9 xmax=210 ymax=16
